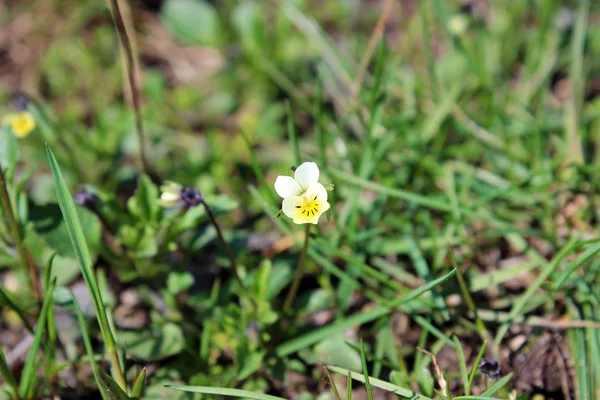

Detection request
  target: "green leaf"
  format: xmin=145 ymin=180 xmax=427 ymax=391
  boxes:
xmin=165 ymin=385 xmax=286 ymax=400
xmin=162 ymin=0 xmax=221 ymax=46
xmin=118 ymin=323 xmax=184 ymax=361
xmin=127 ymin=174 xmax=160 ymax=223
xmin=167 ymin=271 xmax=195 ymax=295
xmin=301 ymin=336 xmax=361 ymax=371
xmin=19 ymin=278 xmax=56 ymax=398
xmin=235 ymin=338 xmax=265 ymax=381
xmin=30 ymin=203 xmax=101 ymax=261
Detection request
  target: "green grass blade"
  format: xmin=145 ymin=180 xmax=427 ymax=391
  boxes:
xmin=467 ymin=341 xmax=487 ymax=395
xmin=18 ymin=277 xmax=55 ymax=398
xmin=165 ymin=385 xmax=286 ymax=400
xmin=555 ymin=241 xmax=600 ymax=288
xmin=346 ymin=370 xmax=352 ymax=400
xmin=275 ymin=269 xmax=456 ymax=356
xmin=495 ymin=236 xmax=580 ymax=345
xmin=480 ymin=373 xmax=513 ymax=397
xmin=453 ymin=336 xmax=469 ymax=395
xmin=0 ymin=344 xmax=18 ymax=399
xmin=130 ymin=368 xmax=146 ymax=399
xmin=46 ymin=144 xmax=124 ymax=388
xmin=44 ymin=253 xmax=58 ymax=350
xmin=327 ymin=365 xmax=433 ymax=400
xmin=324 ymin=367 xmax=341 ymax=400
xmin=71 ymin=291 xmax=110 ymax=400
xmin=359 ymin=340 xmax=374 ymax=400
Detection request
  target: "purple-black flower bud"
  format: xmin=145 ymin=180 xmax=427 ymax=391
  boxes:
xmin=478 ymin=359 xmax=502 ymax=379
xmin=74 ymin=188 xmax=99 ymax=209
xmin=180 ymin=186 xmax=202 ymax=207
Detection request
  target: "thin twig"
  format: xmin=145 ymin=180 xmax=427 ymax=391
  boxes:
xmin=107 ymin=0 xmax=151 ymax=174
xmin=0 ymin=165 xmax=42 ymax=304
xmin=283 ymin=224 xmax=311 ymax=312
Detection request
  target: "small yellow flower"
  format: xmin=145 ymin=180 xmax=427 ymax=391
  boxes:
xmin=274 ymin=162 xmax=331 ymax=225
xmin=3 ymin=111 xmax=36 ymax=138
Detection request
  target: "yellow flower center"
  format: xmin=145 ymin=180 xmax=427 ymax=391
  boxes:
xmin=294 ymin=194 xmax=322 ymax=221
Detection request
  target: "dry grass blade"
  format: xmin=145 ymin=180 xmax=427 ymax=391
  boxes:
xmin=417 ymin=347 xmax=447 ymax=395
xmin=106 ymin=0 xmax=150 ymax=174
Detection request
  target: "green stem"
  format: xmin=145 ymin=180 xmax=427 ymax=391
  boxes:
xmin=201 ymin=200 xmax=247 ymax=292
xmin=284 ymin=224 xmax=311 ymax=312
xmin=0 ymin=165 xmax=42 ymax=304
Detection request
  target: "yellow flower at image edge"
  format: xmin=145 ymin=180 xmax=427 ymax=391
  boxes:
xmin=274 ymin=162 xmax=330 ymax=225
xmin=3 ymin=111 xmax=36 ymax=138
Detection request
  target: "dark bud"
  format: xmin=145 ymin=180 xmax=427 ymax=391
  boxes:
xmin=290 ymin=166 xmax=297 ymax=172
xmin=180 ymin=186 xmax=202 ymax=207
xmin=11 ymin=92 xmax=30 ymax=112
xmin=74 ymin=188 xmax=99 ymax=209
xmin=478 ymin=359 xmax=502 ymax=379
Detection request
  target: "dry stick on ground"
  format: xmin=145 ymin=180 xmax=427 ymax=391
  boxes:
xmin=350 ymin=0 xmax=396 ymax=109
xmin=0 ymin=165 xmax=42 ymax=304
xmin=106 ymin=0 xmax=151 ymax=175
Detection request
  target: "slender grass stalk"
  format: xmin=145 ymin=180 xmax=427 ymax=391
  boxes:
xmin=0 ymin=164 xmax=42 ymax=304
xmin=201 ymin=199 xmax=246 ymax=292
xmin=283 ymin=224 xmax=310 ymax=312
xmin=46 ymin=145 xmax=126 ymax=390
xmin=418 ymin=0 xmax=439 ymax=100
xmin=107 ymin=0 xmax=150 ymax=175
xmin=324 ymin=367 xmax=341 ymax=400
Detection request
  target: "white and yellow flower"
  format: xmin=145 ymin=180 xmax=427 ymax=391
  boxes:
xmin=274 ymin=162 xmax=330 ymax=225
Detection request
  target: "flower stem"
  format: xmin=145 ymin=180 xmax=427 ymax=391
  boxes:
xmin=0 ymin=165 xmax=42 ymax=304
xmin=201 ymin=199 xmax=247 ymax=292
xmin=283 ymin=224 xmax=311 ymax=312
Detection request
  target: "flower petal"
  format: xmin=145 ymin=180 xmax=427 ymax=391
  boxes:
xmin=274 ymin=176 xmax=302 ymax=198
xmin=294 ymin=162 xmax=319 ymax=190
xmin=305 ymin=182 xmax=328 ymax=202
xmin=282 ymin=196 xmax=302 ymax=219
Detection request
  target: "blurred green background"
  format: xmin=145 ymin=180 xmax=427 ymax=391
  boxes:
xmin=1 ymin=0 xmax=600 ymax=399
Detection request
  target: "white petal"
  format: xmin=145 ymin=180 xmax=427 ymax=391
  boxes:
xmin=305 ymin=182 xmax=328 ymax=202
xmin=274 ymin=176 xmax=302 ymax=198
xmin=294 ymin=162 xmax=319 ymax=190
xmin=282 ymin=196 xmax=302 ymax=219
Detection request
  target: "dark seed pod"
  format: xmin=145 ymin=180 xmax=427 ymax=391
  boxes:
xmin=479 ymin=359 xmax=502 ymax=379
xmin=180 ymin=186 xmax=202 ymax=207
